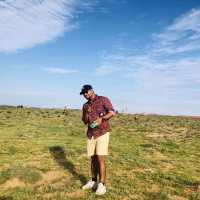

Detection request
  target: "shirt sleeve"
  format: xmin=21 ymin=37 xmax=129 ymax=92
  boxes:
xmin=82 ymin=104 xmax=89 ymax=124
xmin=103 ymin=97 xmax=115 ymax=113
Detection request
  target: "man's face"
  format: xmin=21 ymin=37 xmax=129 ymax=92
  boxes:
xmin=83 ymin=89 xmax=93 ymax=100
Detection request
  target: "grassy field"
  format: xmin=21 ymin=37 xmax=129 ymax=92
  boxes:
xmin=0 ymin=106 xmax=200 ymax=200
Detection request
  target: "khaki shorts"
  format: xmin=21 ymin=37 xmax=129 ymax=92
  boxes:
xmin=87 ymin=132 xmax=110 ymax=157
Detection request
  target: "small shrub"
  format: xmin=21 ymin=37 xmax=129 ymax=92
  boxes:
xmin=0 ymin=170 xmax=11 ymax=184
xmin=19 ymin=167 xmax=42 ymax=184
xmin=8 ymin=146 xmax=17 ymax=155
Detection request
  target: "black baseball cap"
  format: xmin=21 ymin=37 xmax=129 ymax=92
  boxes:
xmin=80 ymin=84 xmax=93 ymax=95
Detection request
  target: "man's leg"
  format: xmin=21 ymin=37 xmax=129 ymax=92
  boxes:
xmin=90 ymin=133 xmax=109 ymax=195
xmin=95 ymin=155 xmax=107 ymax=195
xmin=95 ymin=133 xmax=109 ymax=185
xmin=97 ymin=155 xmax=106 ymax=184
xmin=91 ymin=155 xmax=99 ymax=181
xmin=82 ymin=138 xmax=98 ymax=190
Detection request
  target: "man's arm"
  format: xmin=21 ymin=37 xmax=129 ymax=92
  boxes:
xmin=95 ymin=97 xmax=115 ymax=125
xmin=102 ymin=110 xmax=115 ymax=120
xmin=82 ymin=105 xmax=89 ymax=124
xmin=94 ymin=110 xmax=115 ymax=125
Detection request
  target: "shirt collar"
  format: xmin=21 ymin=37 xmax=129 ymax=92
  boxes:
xmin=89 ymin=94 xmax=98 ymax=103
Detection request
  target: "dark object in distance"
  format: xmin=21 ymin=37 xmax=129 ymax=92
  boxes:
xmin=0 ymin=196 xmax=14 ymax=200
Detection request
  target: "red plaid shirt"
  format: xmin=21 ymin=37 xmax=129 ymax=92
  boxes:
xmin=82 ymin=95 xmax=115 ymax=139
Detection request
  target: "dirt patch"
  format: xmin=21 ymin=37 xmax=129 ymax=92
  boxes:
xmin=184 ymin=184 xmax=200 ymax=195
xmin=43 ymin=193 xmax=55 ymax=199
xmin=148 ymin=184 xmax=161 ymax=193
xmin=35 ymin=170 xmax=64 ymax=186
xmin=159 ymin=162 xmax=175 ymax=172
xmin=145 ymin=151 xmax=168 ymax=162
xmin=122 ymin=195 xmax=140 ymax=200
xmin=28 ymin=161 xmax=41 ymax=167
xmin=66 ymin=189 xmax=85 ymax=198
xmin=3 ymin=178 xmax=26 ymax=189
xmin=168 ymin=195 xmax=187 ymax=200
xmin=146 ymin=132 xmax=164 ymax=138
xmin=131 ymin=167 xmax=154 ymax=173
xmin=153 ymin=151 xmax=168 ymax=160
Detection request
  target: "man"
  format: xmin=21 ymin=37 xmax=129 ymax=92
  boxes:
xmin=80 ymin=84 xmax=115 ymax=195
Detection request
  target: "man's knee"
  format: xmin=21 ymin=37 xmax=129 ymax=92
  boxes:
xmin=97 ymin=155 xmax=106 ymax=162
xmin=91 ymin=155 xmax=98 ymax=162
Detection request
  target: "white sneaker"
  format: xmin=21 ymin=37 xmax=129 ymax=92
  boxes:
xmin=95 ymin=183 xmax=106 ymax=195
xmin=82 ymin=180 xmax=97 ymax=190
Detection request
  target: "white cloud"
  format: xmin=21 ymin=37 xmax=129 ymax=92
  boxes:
xmin=153 ymin=8 xmax=200 ymax=54
xmin=0 ymin=0 xmax=96 ymax=53
xmin=95 ymin=64 xmax=122 ymax=75
xmin=95 ymin=54 xmax=127 ymax=75
xmin=96 ymin=7 xmax=200 ymax=79
xmin=95 ymin=7 xmax=200 ymax=115
xmin=44 ymin=67 xmax=78 ymax=75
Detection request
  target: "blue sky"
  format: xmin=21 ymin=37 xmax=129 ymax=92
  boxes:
xmin=0 ymin=0 xmax=200 ymax=116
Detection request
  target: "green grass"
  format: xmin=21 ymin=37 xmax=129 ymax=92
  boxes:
xmin=0 ymin=106 xmax=200 ymax=200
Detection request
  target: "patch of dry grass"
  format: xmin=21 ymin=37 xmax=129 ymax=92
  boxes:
xmin=0 ymin=106 xmax=200 ymax=200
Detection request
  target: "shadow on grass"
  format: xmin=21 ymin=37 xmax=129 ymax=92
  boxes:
xmin=49 ymin=146 xmax=87 ymax=185
xmin=0 ymin=196 xmax=13 ymax=200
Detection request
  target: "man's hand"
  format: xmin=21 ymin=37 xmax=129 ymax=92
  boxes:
xmin=94 ymin=117 xmax=103 ymax=126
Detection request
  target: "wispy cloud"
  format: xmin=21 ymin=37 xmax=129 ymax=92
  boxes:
xmin=0 ymin=0 xmax=96 ymax=53
xmin=44 ymin=67 xmax=78 ymax=75
xmin=153 ymin=8 xmax=200 ymax=54
xmin=96 ymin=7 xmax=200 ymax=80
xmin=95 ymin=7 xmax=200 ymax=114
